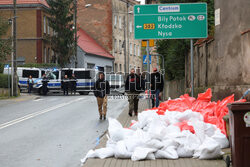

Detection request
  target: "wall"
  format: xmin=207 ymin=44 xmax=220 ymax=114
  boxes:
xmin=185 ymin=0 xmax=250 ymax=101
xmin=78 ymin=0 xmax=112 ymax=53
xmin=164 ymin=79 xmax=185 ymax=100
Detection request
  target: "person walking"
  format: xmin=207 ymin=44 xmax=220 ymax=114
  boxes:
xmin=150 ymin=67 xmax=164 ymax=108
xmin=62 ymin=74 xmax=70 ymax=95
xmin=125 ymin=68 xmax=141 ymax=117
xmin=27 ymin=75 xmax=34 ymax=94
xmin=94 ymin=72 xmax=110 ymax=120
xmin=70 ymin=73 xmax=77 ymax=95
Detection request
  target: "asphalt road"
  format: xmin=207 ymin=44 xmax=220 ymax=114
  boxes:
xmin=0 ymin=93 xmax=128 ymax=167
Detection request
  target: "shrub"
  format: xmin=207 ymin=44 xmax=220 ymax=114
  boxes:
xmin=0 ymin=73 xmax=10 ymax=88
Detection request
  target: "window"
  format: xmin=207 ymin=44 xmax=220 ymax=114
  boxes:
xmin=134 ymin=44 xmax=136 ymax=56
xmin=114 ymin=15 xmax=117 ymax=27
xmin=130 ymin=43 xmax=132 ymax=55
xmin=87 ymin=63 xmax=95 ymax=69
xmin=106 ymin=66 xmax=112 ymax=73
xmin=48 ymin=48 xmax=50 ymax=63
xmin=74 ymin=71 xmax=91 ymax=79
xmin=115 ymin=63 xmax=118 ymax=72
xmin=22 ymin=70 xmax=39 ymax=78
xmin=44 ymin=47 xmax=47 ymax=63
xmin=138 ymin=46 xmax=140 ymax=56
xmin=119 ymin=64 xmax=122 ymax=72
xmin=47 ymin=71 xmax=59 ymax=79
xmin=129 ymin=21 xmax=132 ymax=33
xmin=119 ymin=16 xmax=122 ymax=29
xmin=43 ymin=16 xmax=46 ymax=34
xmin=119 ymin=40 xmax=122 ymax=53
xmin=114 ymin=39 xmax=117 ymax=52
xmin=47 ymin=17 xmax=50 ymax=35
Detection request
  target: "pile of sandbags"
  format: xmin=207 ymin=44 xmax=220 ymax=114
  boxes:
xmin=81 ymin=89 xmax=245 ymax=164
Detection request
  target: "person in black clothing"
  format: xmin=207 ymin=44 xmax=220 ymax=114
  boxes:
xmin=151 ymin=67 xmax=164 ymax=108
xmin=62 ymin=74 xmax=70 ymax=95
xmin=70 ymin=73 xmax=77 ymax=95
xmin=94 ymin=72 xmax=110 ymax=120
xmin=42 ymin=74 xmax=48 ymax=95
xmin=125 ymin=68 xmax=141 ymax=117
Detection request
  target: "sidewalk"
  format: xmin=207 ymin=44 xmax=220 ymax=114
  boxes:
xmin=0 ymin=93 xmax=40 ymax=107
xmin=82 ymin=99 xmax=227 ymax=167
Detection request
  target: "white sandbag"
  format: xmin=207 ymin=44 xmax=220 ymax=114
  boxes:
xmin=137 ymin=110 xmax=159 ymax=129
xmin=162 ymin=139 xmax=179 ymax=149
xmin=124 ymin=138 xmax=143 ymax=152
xmin=95 ymin=147 xmax=115 ymax=159
xmin=131 ymin=147 xmax=157 ymax=161
xmin=145 ymin=139 xmax=164 ymax=150
xmin=211 ymin=129 xmax=229 ymax=148
xmin=108 ymin=118 xmax=123 ymax=142
xmin=114 ymin=140 xmax=132 ymax=159
xmin=194 ymin=136 xmax=223 ymax=159
xmin=146 ymin=153 xmax=155 ymax=160
xmin=204 ymin=123 xmax=216 ymax=137
xmin=162 ymin=124 xmax=181 ymax=140
xmin=81 ymin=147 xmax=114 ymax=165
xmin=155 ymin=146 xmax=178 ymax=159
xmin=190 ymin=120 xmax=205 ymax=143
xmin=176 ymin=110 xmax=203 ymax=122
xmin=177 ymin=143 xmax=194 ymax=158
xmin=129 ymin=120 xmax=139 ymax=130
xmin=108 ymin=118 xmax=134 ymax=142
xmin=106 ymin=135 xmax=116 ymax=149
xmin=147 ymin=118 xmax=167 ymax=140
xmin=81 ymin=149 xmax=96 ymax=165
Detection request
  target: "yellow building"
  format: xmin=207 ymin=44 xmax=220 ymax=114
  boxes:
xmin=0 ymin=0 xmax=53 ymax=64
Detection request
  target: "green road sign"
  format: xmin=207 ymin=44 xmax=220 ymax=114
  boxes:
xmin=134 ymin=3 xmax=207 ymax=39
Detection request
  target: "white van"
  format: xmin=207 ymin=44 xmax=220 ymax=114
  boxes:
xmin=33 ymin=68 xmax=96 ymax=95
xmin=3 ymin=67 xmax=48 ymax=92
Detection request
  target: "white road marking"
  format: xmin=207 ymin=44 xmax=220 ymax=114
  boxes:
xmin=0 ymin=98 xmax=84 ymax=130
xmin=33 ymin=99 xmax=43 ymax=102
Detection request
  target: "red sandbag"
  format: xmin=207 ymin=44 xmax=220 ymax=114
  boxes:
xmin=175 ymin=121 xmax=195 ymax=134
xmin=197 ymin=88 xmax=212 ymax=102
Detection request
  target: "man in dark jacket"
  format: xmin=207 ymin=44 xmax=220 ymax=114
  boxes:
xmin=62 ymin=74 xmax=70 ymax=95
xmin=151 ymin=67 xmax=164 ymax=108
xmin=94 ymin=72 xmax=110 ymax=120
xmin=125 ymin=68 xmax=141 ymax=117
xmin=42 ymin=74 xmax=48 ymax=95
xmin=70 ymin=73 xmax=77 ymax=95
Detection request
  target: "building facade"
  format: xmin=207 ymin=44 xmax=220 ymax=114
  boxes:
xmin=0 ymin=0 xmax=53 ymax=64
xmin=68 ymin=28 xmax=114 ymax=72
xmin=77 ymin=0 xmax=142 ymax=73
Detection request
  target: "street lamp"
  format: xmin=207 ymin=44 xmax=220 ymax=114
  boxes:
xmin=74 ymin=2 xmax=93 ymax=68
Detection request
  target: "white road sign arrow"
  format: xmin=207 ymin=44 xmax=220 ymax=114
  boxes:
xmin=136 ymin=25 xmax=142 ymax=28
xmin=137 ymin=7 xmax=140 ymax=13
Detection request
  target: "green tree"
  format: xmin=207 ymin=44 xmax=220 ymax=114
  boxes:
xmin=0 ymin=16 xmax=12 ymax=62
xmin=157 ymin=0 xmax=214 ymax=81
xmin=46 ymin=0 xmax=75 ymax=67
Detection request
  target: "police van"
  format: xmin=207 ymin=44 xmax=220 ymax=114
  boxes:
xmin=3 ymin=67 xmax=48 ymax=92
xmin=33 ymin=68 xmax=96 ymax=95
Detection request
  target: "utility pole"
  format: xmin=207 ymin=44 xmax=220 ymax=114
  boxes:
xmin=126 ymin=0 xmax=130 ymax=73
xmin=13 ymin=0 xmax=18 ymax=96
xmin=74 ymin=0 xmax=78 ymax=68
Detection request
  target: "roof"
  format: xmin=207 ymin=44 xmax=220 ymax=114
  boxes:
xmin=77 ymin=28 xmax=114 ymax=59
xmin=0 ymin=0 xmax=49 ymax=7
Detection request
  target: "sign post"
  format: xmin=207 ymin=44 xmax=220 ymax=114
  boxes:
xmin=146 ymin=40 xmax=151 ymax=108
